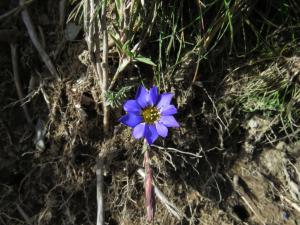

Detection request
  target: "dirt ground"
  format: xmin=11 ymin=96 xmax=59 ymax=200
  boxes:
xmin=1 ymin=1 xmax=300 ymax=225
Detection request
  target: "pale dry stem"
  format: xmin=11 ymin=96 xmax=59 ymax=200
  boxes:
xmin=100 ymin=0 xmax=110 ymax=134
xmin=96 ymin=157 xmax=104 ymax=225
xmin=85 ymin=0 xmax=110 ymax=135
xmin=0 ymin=0 xmax=34 ymax=21
xmin=20 ymin=0 xmax=59 ymax=79
xmin=10 ymin=43 xmax=33 ymax=125
xmin=16 ymin=204 xmax=32 ymax=225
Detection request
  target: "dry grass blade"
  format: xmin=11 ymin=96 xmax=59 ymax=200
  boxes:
xmin=20 ymin=0 xmax=59 ymax=79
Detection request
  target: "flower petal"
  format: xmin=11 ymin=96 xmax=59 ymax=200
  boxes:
xmin=160 ymin=105 xmax=177 ymax=115
xmin=119 ymin=113 xmax=142 ymax=127
xmin=156 ymin=93 xmax=174 ymax=109
xmin=159 ymin=116 xmax=179 ymax=128
xmin=123 ymin=100 xmax=141 ymax=113
xmin=148 ymin=86 xmax=159 ymax=106
xmin=135 ymin=85 xmax=148 ymax=108
xmin=155 ymin=122 xmax=168 ymax=137
xmin=132 ymin=122 xmax=146 ymax=139
xmin=144 ymin=124 xmax=159 ymax=145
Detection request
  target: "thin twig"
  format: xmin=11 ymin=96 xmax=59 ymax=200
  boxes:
xmin=20 ymin=0 xmax=59 ymax=79
xmin=280 ymin=194 xmax=300 ymax=213
xmin=137 ymin=168 xmax=183 ymax=220
xmin=10 ymin=43 xmax=33 ymax=125
xmin=96 ymin=157 xmax=104 ymax=225
xmin=152 ymin=144 xmax=203 ymax=159
xmin=0 ymin=0 xmax=34 ymax=21
xmin=230 ymin=175 xmax=266 ymax=225
xmin=240 ymin=195 xmax=266 ymax=225
xmin=16 ymin=204 xmax=32 ymax=225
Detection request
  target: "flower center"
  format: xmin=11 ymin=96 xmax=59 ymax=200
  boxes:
xmin=142 ymin=107 xmax=160 ymax=124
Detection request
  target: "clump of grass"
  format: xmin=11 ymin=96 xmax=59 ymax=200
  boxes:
xmin=231 ymin=57 xmax=300 ymax=139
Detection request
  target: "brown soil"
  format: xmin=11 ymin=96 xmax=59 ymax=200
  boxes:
xmin=1 ymin=1 xmax=300 ymax=225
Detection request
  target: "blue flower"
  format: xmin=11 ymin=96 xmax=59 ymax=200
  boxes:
xmin=119 ymin=85 xmax=179 ymax=144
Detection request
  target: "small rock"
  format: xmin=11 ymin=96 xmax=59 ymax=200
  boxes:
xmin=248 ymin=119 xmax=259 ymax=129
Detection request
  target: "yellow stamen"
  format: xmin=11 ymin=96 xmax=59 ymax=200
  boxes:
xmin=142 ymin=107 xmax=160 ymax=124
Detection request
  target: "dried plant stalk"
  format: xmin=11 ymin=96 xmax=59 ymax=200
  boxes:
xmin=20 ymin=0 xmax=59 ymax=79
xmin=85 ymin=0 xmax=110 ymax=134
xmin=96 ymin=157 xmax=104 ymax=225
xmin=100 ymin=0 xmax=110 ymax=134
xmin=10 ymin=43 xmax=32 ymax=125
